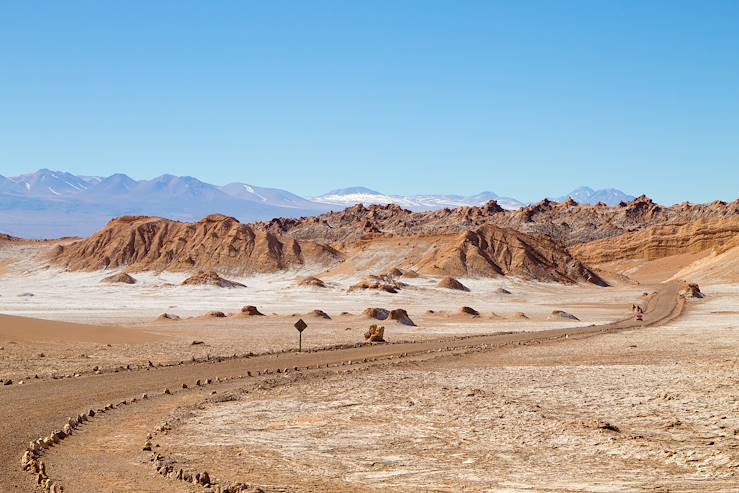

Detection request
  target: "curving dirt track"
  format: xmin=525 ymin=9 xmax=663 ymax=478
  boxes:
xmin=0 ymin=281 xmax=685 ymax=492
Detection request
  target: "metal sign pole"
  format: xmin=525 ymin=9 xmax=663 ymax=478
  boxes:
xmin=294 ymin=318 xmax=307 ymax=353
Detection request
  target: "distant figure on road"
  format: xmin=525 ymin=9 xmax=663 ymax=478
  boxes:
xmin=633 ymin=304 xmax=644 ymax=322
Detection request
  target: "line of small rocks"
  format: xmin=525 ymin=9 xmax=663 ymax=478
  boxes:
xmin=18 ymin=370 xmax=262 ymax=492
xmin=3 ymin=331 xmax=510 ymax=386
xmin=17 ymin=343 xmax=498 ymax=492
xmin=15 ymin=355 xmax=393 ymax=491
xmin=20 ymin=394 xmax=151 ymax=492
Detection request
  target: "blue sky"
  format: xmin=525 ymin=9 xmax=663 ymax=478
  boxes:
xmin=1 ymin=1 xmax=738 ymax=203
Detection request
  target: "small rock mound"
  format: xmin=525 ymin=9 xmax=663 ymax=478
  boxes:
xmin=364 ymin=324 xmax=385 ymax=342
xmin=549 ymin=310 xmax=580 ymax=321
xmin=383 ymin=267 xmax=404 ymax=278
xmin=350 ymin=275 xmax=406 ymax=294
xmin=585 ymin=419 xmax=621 ymax=432
xmin=513 ymin=311 xmax=529 ymax=319
xmin=460 ymin=306 xmax=480 ymax=317
xmin=363 ymin=307 xmax=390 ymax=320
xmin=437 ymin=276 xmax=469 ymax=291
xmin=680 ymin=282 xmax=704 ymax=298
xmin=101 ymin=272 xmax=137 ymax=284
xmin=240 ymin=305 xmax=264 ymax=316
xmin=204 ymin=311 xmax=226 ymax=318
xmin=401 ymin=269 xmax=420 ymax=278
xmin=389 ymin=308 xmax=416 ymax=326
xmin=297 ymin=276 xmax=326 ymax=288
xmin=310 ymin=309 xmax=331 ymax=320
xmin=157 ymin=313 xmax=181 ymax=321
xmin=495 ymin=287 xmax=511 ymax=294
xmin=181 ymin=271 xmax=245 ymax=288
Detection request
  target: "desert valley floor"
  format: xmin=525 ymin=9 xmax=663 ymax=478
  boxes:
xmin=1 ymin=200 xmax=738 ymax=492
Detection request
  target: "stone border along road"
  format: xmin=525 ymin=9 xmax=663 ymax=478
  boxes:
xmin=1 ymin=280 xmax=686 ymax=491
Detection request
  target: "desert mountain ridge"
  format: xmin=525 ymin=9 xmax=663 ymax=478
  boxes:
xmin=31 ymin=193 xmax=739 ymax=286
xmin=258 ymin=195 xmax=739 ymax=245
xmin=50 ymin=213 xmax=607 ymax=285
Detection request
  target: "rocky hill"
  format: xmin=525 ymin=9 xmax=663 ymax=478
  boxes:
xmin=258 ymin=196 xmax=738 ymax=246
xmin=51 ymin=214 xmax=342 ymax=274
xmin=414 ymin=225 xmax=607 ymax=285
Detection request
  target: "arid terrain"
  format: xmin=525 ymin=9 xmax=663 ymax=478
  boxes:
xmin=1 ymin=196 xmax=737 ymax=492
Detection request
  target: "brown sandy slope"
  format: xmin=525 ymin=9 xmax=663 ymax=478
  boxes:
xmin=671 ymin=241 xmax=739 ymax=283
xmin=572 ymin=217 xmax=739 ymax=264
xmin=0 ymin=259 xmax=13 ymax=278
xmin=51 ymin=214 xmax=342 ymax=274
xmin=258 ymin=196 xmax=738 ymax=245
xmin=0 ymin=314 xmax=162 ymax=344
xmin=415 ymin=225 xmax=607 ymax=285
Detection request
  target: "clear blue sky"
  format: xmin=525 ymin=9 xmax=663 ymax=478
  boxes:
xmin=1 ymin=1 xmax=738 ymax=204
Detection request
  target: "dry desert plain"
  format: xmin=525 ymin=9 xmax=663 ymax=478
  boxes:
xmin=1 ymin=200 xmax=738 ymax=492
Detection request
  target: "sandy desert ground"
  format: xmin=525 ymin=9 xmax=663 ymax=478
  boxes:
xmin=158 ymin=287 xmax=739 ymax=492
xmin=1 ymin=235 xmax=737 ymax=492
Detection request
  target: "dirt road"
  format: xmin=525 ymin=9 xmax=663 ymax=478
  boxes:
xmin=0 ymin=281 xmax=684 ymax=491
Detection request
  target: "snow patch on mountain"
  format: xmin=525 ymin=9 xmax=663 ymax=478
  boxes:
xmin=556 ymin=187 xmax=635 ymax=206
xmin=313 ymin=188 xmax=525 ymax=211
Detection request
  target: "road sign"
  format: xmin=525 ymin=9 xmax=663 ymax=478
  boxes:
xmin=294 ymin=319 xmax=307 ymax=351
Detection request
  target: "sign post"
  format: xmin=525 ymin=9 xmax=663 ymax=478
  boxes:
xmin=294 ymin=318 xmax=307 ymax=352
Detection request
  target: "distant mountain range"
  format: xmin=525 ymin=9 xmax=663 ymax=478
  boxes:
xmin=554 ymin=186 xmax=635 ymax=206
xmin=313 ymin=187 xmax=526 ymax=211
xmin=0 ymin=169 xmax=635 ymax=238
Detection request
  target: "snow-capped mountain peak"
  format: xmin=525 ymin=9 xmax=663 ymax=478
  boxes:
xmin=5 ymin=169 xmax=94 ymax=197
xmin=557 ymin=186 xmax=635 ymax=206
xmin=313 ymin=188 xmax=524 ymax=211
